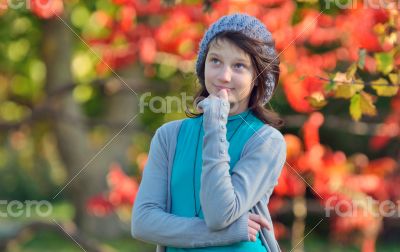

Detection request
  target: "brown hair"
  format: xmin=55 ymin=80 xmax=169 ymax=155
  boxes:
xmin=186 ymin=31 xmax=284 ymax=129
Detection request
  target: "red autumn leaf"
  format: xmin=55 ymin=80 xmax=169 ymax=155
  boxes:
xmin=93 ymin=10 xmax=113 ymax=29
xmin=275 ymin=166 xmax=306 ymax=197
xmin=30 ymin=0 xmax=64 ymax=19
xmin=139 ymin=37 xmax=157 ymax=64
xmin=302 ymin=112 xmax=324 ymax=151
xmin=268 ymin=196 xmax=287 ymax=214
xmin=283 ymin=75 xmax=325 ymax=113
xmin=272 ymin=221 xmax=288 ymax=240
xmin=107 ymin=163 xmax=139 ymax=206
xmin=86 ymin=194 xmax=114 ymax=217
xmin=370 ymin=113 xmax=400 ymax=149
xmin=284 ymin=134 xmax=303 ymax=161
xmin=119 ymin=5 xmax=136 ymax=32
xmin=364 ymin=157 xmax=397 ymax=177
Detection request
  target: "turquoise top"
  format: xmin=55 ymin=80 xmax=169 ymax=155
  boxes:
xmin=166 ymin=109 xmax=267 ymax=252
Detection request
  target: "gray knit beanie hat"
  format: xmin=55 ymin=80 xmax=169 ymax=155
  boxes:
xmin=195 ymin=13 xmax=278 ymax=104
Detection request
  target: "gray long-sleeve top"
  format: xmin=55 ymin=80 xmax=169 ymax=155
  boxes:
xmin=131 ymin=95 xmax=286 ymax=252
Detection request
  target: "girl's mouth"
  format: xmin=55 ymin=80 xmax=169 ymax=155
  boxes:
xmin=214 ymin=85 xmax=233 ymax=91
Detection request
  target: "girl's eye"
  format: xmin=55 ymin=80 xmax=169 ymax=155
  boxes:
xmin=235 ymin=63 xmax=246 ymax=69
xmin=211 ymin=58 xmax=220 ymax=64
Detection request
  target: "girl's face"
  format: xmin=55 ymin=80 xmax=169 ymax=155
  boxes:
xmin=204 ymin=38 xmax=256 ymax=114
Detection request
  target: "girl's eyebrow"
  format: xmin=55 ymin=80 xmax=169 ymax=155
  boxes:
xmin=208 ymin=52 xmax=223 ymax=58
xmin=208 ymin=52 xmax=249 ymax=63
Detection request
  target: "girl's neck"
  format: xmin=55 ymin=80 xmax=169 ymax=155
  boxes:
xmin=228 ymin=99 xmax=250 ymax=116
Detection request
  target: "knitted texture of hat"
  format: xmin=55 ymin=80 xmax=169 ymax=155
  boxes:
xmin=195 ymin=13 xmax=278 ymax=104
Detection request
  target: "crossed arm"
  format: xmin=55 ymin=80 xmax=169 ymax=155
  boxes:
xmin=197 ymin=95 xmax=287 ymax=231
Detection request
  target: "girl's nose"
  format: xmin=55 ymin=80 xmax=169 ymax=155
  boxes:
xmin=217 ymin=66 xmax=232 ymax=82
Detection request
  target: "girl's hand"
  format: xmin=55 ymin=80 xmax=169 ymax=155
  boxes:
xmin=196 ymin=89 xmax=229 ymax=115
xmin=216 ymin=88 xmax=229 ymax=101
xmin=248 ymin=213 xmax=271 ymax=242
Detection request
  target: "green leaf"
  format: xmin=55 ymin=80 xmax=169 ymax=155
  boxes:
xmin=372 ymin=78 xmax=399 ymax=96
xmin=346 ymin=63 xmax=357 ymax=79
xmin=358 ymin=49 xmax=366 ymax=69
xmin=335 ymin=84 xmax=362 ymax=99
xmin=325 ymin=77 xmax=335 ymax=92
xmin=350 ymin=93 xmax=361 ymax=121
xmin=375 ymin=52 xmax=394 ymax=75
xmin=360 ymin=92 xmax=377 ymax=117
xmin=333 ymin=73 xmax=364 ymax=98
xmin=389 ymin=73 xmax=398 ymax=85
xmin=305 ymin=92 xmax=327 ymax=109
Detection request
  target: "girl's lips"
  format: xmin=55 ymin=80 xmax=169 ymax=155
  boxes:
xmin=214 ymin=85 xmax=233 ymax=91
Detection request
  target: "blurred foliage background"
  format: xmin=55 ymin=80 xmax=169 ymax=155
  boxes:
xmin=0 ymin=0 xmax=399 ymax=251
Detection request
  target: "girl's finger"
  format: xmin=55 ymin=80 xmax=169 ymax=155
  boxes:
xmin=217 ymin=89 xmax=229 ymax=100
xmin=259 ymin=217 xmax=271 ymax=230
xmin=248 ymin=232 xmax=256 ymax=242
xmin=248 ymin=218 xmax=261 ymax=231
xmin=248 ymin=226 xmax=258 ymax=236
xmin=249 ymin=213 xmax=271 ymax=230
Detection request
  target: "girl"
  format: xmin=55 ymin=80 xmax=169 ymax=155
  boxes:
xmin=132 ymin=13 xmax=287 ymax=252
